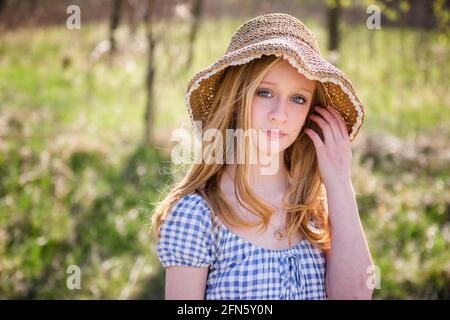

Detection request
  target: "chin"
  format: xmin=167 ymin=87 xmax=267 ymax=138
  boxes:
xmin=256 ymin=144 xmax=287 ymax=156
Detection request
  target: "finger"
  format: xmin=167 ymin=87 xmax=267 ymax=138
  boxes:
xmin=326 ymin=106 xmax=350 ymax=140
xmin=314 ymin=106 xmax=344 ymax=140
xmin=310 ymin=113 xmax=335 ymax=143
xmin=305 ymin=128 xmax=325 ymax=153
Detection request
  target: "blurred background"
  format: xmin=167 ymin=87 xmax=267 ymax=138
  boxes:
xmin=0 ymin=0 xmax=449 ymax=299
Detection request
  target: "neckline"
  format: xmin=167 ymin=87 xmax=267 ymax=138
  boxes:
xmin=192 ymin=192 xmax=310 ymax=253
xmin=217 ymin=217 xmax=308 ymax=253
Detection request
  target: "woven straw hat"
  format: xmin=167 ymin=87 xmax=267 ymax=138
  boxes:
xmin=185 ymin=13 xmax=365 ymax=141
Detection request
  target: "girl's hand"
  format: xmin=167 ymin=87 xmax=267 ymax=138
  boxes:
xmin=304 ymin=105 xmax=353 ymax=189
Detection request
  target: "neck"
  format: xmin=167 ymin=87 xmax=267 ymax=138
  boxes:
xmin=224 ymin=151 xmax=291 ymax=196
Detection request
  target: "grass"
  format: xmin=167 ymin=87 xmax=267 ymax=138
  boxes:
xmin=0 ymin=17 xmax=449 ymax=299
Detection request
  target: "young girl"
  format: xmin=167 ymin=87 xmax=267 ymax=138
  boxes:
xmin=151 ymin=13 xmax=374 ymax=300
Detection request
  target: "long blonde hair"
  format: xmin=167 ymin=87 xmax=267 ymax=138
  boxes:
xmin=151 ymin=54 xmax=330 ymax=250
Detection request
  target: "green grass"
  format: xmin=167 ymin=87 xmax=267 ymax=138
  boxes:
xmin=0 ymin=17 xmax=448 ymax=299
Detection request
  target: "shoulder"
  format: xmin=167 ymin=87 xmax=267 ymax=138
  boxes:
xmin=168 ymin=192 xmax=211 ymax=219
xmin=172 ymin=192 xmax=210 ymax=211
xmin=157 ymin=192 xmax=216 ymax=268
xmin=161 ymin=192 xmax=213 ymax=234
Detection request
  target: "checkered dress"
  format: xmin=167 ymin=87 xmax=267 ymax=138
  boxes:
xmin=156 ymin=193 xmax=327 ymax=300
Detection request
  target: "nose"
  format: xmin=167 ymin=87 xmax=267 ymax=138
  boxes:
xmin=268 ymin=98 xmax=288 ymax=122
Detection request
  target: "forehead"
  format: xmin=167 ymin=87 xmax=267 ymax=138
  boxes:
xmin=261 ymin=59 xmax=315 ymax=90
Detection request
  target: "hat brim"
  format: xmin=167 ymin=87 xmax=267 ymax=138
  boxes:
xmin=185 ymin=37 xmax=365 ymax=142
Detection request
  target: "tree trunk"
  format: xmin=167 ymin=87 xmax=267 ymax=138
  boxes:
xmin=144 ymin=0 xmax=156 ymax=145
xmin=109 ymin=0 xmax=122 ymax=55
xmin=328 ymin=0 xmax=341 ymax=52
xmin=0 ymin=0 xmax=6 ymax=15
xmin=185 ymin=0 xmax=204 ymax=70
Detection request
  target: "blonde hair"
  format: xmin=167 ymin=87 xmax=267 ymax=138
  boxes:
xmin=151 ymin=54 xmax=330 ymax=250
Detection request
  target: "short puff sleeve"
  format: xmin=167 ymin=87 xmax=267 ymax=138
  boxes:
xmin=156 ymin=193 xmax=215 ymax=268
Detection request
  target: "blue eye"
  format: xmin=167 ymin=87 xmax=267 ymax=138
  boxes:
xmin=256 ymin=89 xmax=272 ymax=98
xmin=256 ymin=89 xmax=306 ymax=104
xmin=292 ymin=95 xmax=307 ymax=105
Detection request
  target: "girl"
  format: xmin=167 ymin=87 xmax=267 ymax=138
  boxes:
xmin=151 ymin=13 xmax=374 ymax=300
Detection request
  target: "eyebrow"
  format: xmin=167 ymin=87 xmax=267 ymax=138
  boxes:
xmin=259 ymin=81 xmax=313 ymax=95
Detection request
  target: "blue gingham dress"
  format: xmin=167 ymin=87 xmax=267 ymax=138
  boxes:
xmin=156 ymin=193 xmax=327 ymax=300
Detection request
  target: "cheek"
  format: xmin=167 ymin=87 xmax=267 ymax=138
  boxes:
xmin=288 ymin=106 xmax=310 ymax=131
xmin=250 ymin=100 xmax=267 ymax=127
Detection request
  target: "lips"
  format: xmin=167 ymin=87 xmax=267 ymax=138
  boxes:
xmin=262 ymin=129 xmax=288 ymax=138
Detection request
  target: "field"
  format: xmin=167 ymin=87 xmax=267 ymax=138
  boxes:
xmin=0 ymin=17 xmax=449 ymax=299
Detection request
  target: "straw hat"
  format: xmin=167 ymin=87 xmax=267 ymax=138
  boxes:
xmin=185 ymin=13 xmax=365 ymax=142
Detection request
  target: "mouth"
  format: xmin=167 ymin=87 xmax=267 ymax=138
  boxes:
xmin=262 ymin=129 xmax=288 ymax=138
